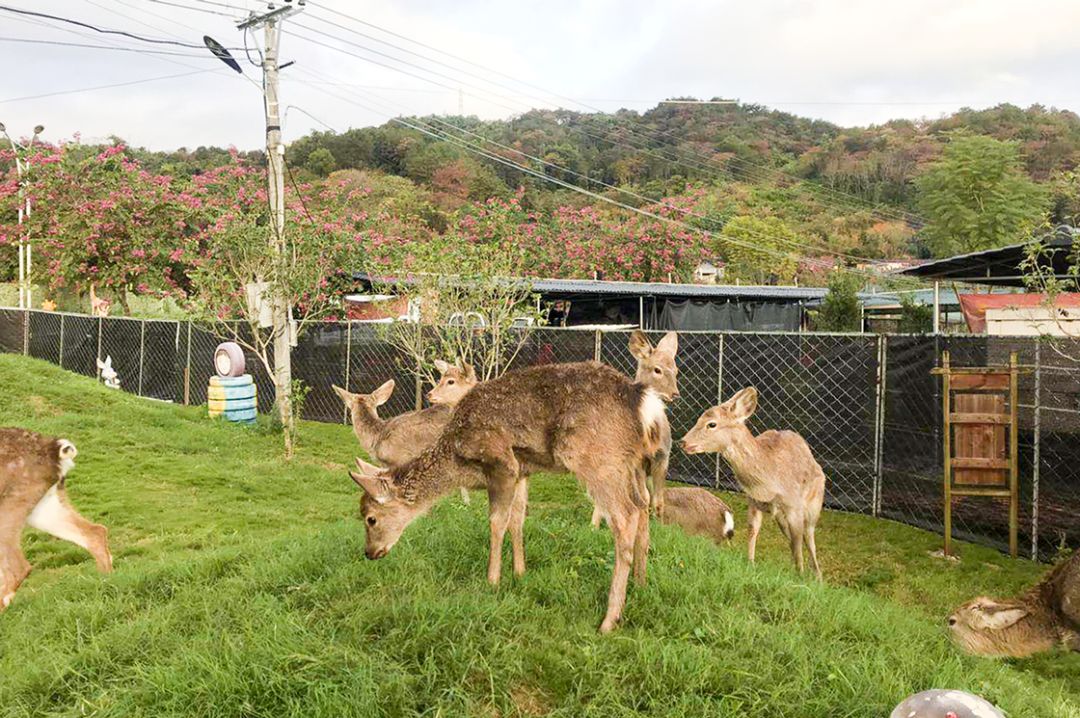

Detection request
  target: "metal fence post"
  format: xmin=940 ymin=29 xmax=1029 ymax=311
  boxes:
xmin=594 ymin=329 xmax=602 ymax=362
xmin=58 ymin=313 xmax=65 ymax=368
xmin=414 ymin=328 xmax=424 ymax=411
xmin=715 ymin=333 xmax=725 ymax=487
xmin=343 ymin=321 xmax=352 ymax=424
xmin=872 ymin=335 xmax=887 ymax=517
xmin=22 ymin=309 xmax=29 ymax=356
xmin=137 ymin=319 xmax=146 ymax=396
xmin=96 ymin=316 xmax=103 ymax=365
xmin=183 ymin=321 xmax=192 ymax=405
xmin=1031 ymin=341 xmax=1042 ymax=560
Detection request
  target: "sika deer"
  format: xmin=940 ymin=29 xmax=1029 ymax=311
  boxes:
xmin=591 ymin=330 xmax=678 ymax=527
xmin=1 ymin=428 xmax=113 ymax=610
xmin=334 ymin=361 xmax=479 ymax=503
xmin=949 ymin=551 xmax=1080 ymax=657
xmin=661 ymin=487 xmax=735 ymax=545
xmin=348 ymin=361 xmax=664 ymax=633
xmin=680 ymin=387 xmax=824 ymax=579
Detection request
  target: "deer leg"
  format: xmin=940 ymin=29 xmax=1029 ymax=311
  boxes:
xmin=649 ymin=450 xmax=669 ymax=518
xmin=785 ymin=512 xmax=805 ymax=575
xmin=508 ymin=477 xmax=528 ymax=578
xmin=459 ymin=487 xmax=471 ymax=505
xmin=600 ymin=505 xmax=639 ymax=634
xmin=805 ymin=523 xmax=822 ymax=581
xmin=0 ymin=528 xmax=31 ymax=610
xmin=590 ymin=505 xmax=603 ymax=529
xmin=632 ymin=469 xmax=650 ymax=586
xmin=26 ymin=483 xmax=113 ymax=573
xmin=746 ymin=501 xmax=765 ymax=564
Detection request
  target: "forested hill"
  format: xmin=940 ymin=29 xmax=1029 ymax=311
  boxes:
xmin=275 ymin=101 xmax=1080 ymax=216
xmin=28 ymin=101 xmax=1080 ymax=290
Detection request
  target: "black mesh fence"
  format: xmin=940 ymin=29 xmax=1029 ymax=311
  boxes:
xmin=2 ymin=309 xmax=1078 ymax=560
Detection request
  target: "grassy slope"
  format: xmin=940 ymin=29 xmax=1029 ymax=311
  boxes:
xmin=0 ymin=354 xmax=1077 ymax=717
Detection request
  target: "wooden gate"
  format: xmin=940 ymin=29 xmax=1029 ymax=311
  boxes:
xmin=932 ymin=351 xmax=1020 ymax=557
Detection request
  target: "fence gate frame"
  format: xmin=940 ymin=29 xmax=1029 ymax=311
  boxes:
xmin=933 ymin=350 xmax=1021 ymax=557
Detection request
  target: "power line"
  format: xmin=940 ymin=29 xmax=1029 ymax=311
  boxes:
xmin=0 ymin=69 xmax=222 ymax=104
xmin=144 ymin=0 xmax=239 ymax=18
xmin=292 ymin=11 xmax=921 ymax=227
xmin=0 ymin=36 xmax=216 ymax=57
xmin=291 ymin=75 xmax=890 ymax=280
xmin=0 ymin=4 xmax=243 ymax=50
xmin=305 ymin=77 xmax=888 ymax=271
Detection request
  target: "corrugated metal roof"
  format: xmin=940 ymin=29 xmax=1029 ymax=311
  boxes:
xmin=528 ymin=278 xmax=829 ymax=300
xmin=354 ymin=272 xmax=831 ymax=301
xmin=897 ymin=227 xmax=1076 ymax=286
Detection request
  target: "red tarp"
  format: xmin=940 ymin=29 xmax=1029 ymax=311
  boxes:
xmin=957 ymin=293 xmax=1080 ymax=333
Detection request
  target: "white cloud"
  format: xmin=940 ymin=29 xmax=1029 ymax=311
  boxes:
xmin=2 ymin=0 xmax=1079 ymax=149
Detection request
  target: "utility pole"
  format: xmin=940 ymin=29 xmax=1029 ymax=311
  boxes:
xmin=238 ymin=1 xmax=304 ymax=455
xmin=0 ymin=122 xmax=44 ymax=310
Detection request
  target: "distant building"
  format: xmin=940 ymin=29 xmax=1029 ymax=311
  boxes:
xmin=692 ymin=260 xmax=726 ymax=284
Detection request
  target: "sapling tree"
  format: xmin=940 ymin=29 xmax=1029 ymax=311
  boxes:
xmin=378 ymin=199 xmax=546 ymax=387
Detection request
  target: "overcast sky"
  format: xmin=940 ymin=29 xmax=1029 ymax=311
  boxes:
xmin=3 ymin=0 xmax=1080 ymax=151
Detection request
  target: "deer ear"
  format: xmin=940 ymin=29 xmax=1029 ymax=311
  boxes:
xmin=656 ymin=331 xmax=678 ymax=356
xmin=349 ymin=469 xmax=392 ymax=503
xmin=463 ymin=362 xmax=476 ymax=381
xmin=973 ymin=603 xmax=1029 ymax=631
xmin=628 ymin=330 xmax=653 ymax=361
xmin=332 ymin=385 xmax=355 ymax=405
xmin=434 ymin=359 xmax=451 ymax=375
xmin=728 ymin=387 xmax=759 ymax=422
xmin=371 ymin=379 xmax=395 ymax=406
xmin=355 ymin=456 xmax=382 ymax=474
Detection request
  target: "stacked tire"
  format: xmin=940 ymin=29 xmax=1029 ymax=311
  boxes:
xmin=208 ymin=342 xmax=257 ymax=425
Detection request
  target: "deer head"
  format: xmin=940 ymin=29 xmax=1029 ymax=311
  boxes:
xmin=680 ymin=387 xmax=758 ymax=455
xmin=948 ymin=597 xmax=1051 ymax=657
xmin=349 ymin=457 xmax=426 ymax=560
xmin=628 ymin=330 xmax=679 ymax=401
xmin=333 ymin=380 xmax=395 ymax=417
xmin=428 ymin=359 xmax=478 ymax=406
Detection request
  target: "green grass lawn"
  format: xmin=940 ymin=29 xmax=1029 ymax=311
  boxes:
xmin=0 ymin=353 xmax=1077 ymax=717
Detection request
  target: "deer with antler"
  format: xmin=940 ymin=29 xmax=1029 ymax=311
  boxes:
xmin=348 ymin=361 xmax=665 ymax=633
xmin=681 ymin=387 xmax=824 ymax=578
xmin=1 ymin=428 xmax=113 ymax=610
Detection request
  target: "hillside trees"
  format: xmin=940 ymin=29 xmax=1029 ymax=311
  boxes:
xmin=916 ymin=134 xmax=1049 ymax=257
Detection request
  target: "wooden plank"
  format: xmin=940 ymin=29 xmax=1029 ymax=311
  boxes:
xmin=953 ymin=393 xmax=1007 ymax=486
xmin=949 ymin=373 xmax=1010 ymax=391
xmin=942 ymin=351 xmax=952 ymax=557
xmin=1009 ymin=352 xmax=1020 ymax=558
xmin=951 ymin=457 xmax=1009 ymax=469
xmin=931 ymin=366 xmax=1033 ymax=375
xmin=952 ymin=486 xmax=1013 ymax=498
xmin=949 ymin=412 xmax=1011 ymax=424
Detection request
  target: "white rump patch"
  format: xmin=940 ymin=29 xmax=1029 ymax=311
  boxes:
xmin=57 ymin=439 xmax=77 ymax=477
xmin=639 ymin=389 xmax=666 ymax=434
xmin=26 ymin=484 xmax=91 ymax=550
xmin=723 ymin=511 xmax=735 ymax=537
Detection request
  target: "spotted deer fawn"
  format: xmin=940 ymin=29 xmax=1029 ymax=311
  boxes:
xmin=348 ymin=361 xmax=664 ymax=633
xmin=1 ymin=428 xmax=113 ymax=610
xmin=333 ymin=360 xmax=479 ymax=503
xmin=591 ymin=330 xmax=678 ymax=528
xmin=681 ymin=387 xmax=824 ymax=578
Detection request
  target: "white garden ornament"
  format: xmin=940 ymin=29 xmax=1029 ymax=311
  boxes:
xmin=96 ymin=356 xmax=120 ymax=389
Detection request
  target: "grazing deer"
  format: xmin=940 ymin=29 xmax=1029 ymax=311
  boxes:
xmin=680 ymin=387 xmax=824 ymax=579
xmin=0 ymin=428 xmax=113 ymax=610
xmin=333 ymin=360 xmax=479 ymax=503
xmin=661 ymin=487 xmax=735 ymax=545
xmin=348 ymin=361 xmax=664 ymax=633
xmin=949 ymin=551 xmax=1080 ymax=658
xmin=592 ymin=330 xmax=678 ymax=527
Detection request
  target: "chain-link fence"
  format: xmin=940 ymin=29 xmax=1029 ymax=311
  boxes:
xmin=2 ymin=308 xmax=1078 ymax=561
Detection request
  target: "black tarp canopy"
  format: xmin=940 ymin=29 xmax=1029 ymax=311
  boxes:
xmin=898 ymin=226 xmax=1077 ymax=287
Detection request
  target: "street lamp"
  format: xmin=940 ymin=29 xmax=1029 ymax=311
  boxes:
xmin=1 ymin=122 xmax=44 ymax=310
